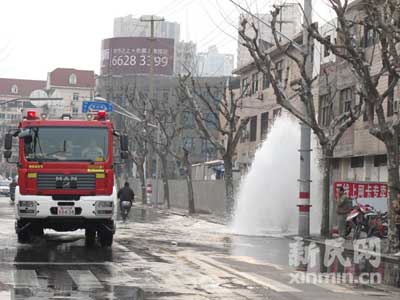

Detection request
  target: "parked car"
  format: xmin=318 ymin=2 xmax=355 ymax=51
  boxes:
xmin=0 ymin=181 xmax=10 ymax=197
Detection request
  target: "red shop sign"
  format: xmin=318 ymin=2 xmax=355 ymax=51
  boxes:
xmin=334 ymin=181 xmax=388 ymax=199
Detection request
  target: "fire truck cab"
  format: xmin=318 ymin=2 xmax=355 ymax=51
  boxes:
xmin=3 ymin=110 xmax=129 ymax=247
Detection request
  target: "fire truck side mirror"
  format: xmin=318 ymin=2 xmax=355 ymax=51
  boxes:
xmin=120 ymin=135 xmax=129 ymax=152
xmin=4 ymin=134 xmax=13 ymax=150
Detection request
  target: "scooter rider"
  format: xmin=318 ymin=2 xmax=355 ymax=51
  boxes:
xmin=117 ymin=182 xmax=135 ymax=216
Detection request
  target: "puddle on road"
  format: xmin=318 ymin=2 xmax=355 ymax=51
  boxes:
xmin=116 ymin=208 xmax=159 ymax=223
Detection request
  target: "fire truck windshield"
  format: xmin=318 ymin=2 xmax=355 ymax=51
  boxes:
xmin=24 ymin=127 xmax=108 ymax=162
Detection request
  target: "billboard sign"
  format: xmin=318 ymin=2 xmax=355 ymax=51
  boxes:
xmin=82 ymin=101 xmax=113 ymax=113
xmin=101 ymin=37 xmax=174 ymax=76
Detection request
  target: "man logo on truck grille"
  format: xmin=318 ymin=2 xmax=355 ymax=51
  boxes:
xmin=56 ymin=176 xmax=78 ymax=189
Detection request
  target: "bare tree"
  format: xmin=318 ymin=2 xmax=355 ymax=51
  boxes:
xmin=144 ymin=87 xmax=196 ymax=214
xmin=123 ymin=87 xmax=153 ymax=205
xmin=239 ymin=5 xmax=363 ymax=236
xmin=305 ymin=0 xmax=400 ymax=249
xmin=177 ymin=75 xmax=250 ymax=216
xmin=146 ymin=97 xmax=183 ymax=209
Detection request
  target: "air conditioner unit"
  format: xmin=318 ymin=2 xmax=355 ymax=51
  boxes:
xmin=394 ymin=100 xmax=399 ymax=113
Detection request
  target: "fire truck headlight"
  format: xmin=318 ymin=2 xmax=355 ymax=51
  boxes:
xmin=96 ymin=201 xmax=113 ymax=208
xmin=95 ymin=201 xmax=113 ymax=215
xmin=19 ymin=201 xmax=35 ymax=208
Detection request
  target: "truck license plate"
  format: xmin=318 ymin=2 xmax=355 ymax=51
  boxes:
xmin=57 ymin=207 xmax=75 ymax=216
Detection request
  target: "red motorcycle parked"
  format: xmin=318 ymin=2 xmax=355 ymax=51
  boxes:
xmin=345 ymin=202 xmax=387 ymax=239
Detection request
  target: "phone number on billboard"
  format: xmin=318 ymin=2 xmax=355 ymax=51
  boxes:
xmin=110 ymin=55 xmax=169 ymax=67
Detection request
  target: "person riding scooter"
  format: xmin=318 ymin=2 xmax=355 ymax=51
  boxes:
xmin=117 ymin=182 xmax=135 ymax=220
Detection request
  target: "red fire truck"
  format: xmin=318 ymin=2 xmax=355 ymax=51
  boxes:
xmin=3 ymin=110 xmax=128 ymax=247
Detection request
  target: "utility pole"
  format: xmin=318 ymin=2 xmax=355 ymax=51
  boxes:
xmin=298 ymin=0 xmax=313 ymax=237
xmin=140 ymin=15 xmax=164 ymax=205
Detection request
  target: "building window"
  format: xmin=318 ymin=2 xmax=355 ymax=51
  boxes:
xmin=374 ymin=155 xmax=387 ymax=167
xmin=260 ymin=112 xmax=269 ymax=140
xmin=11 ymin=84 xmax=18 ymax=94
xmin=324 ymin=35 xmax=331 ymax=57
xmin=340 ymin=87 xmax=354 ymax=113
xmin=364 ymin=26 xmax=378 ymax=48
xmin=182 ymin=137 xmax=195 ymax=151
xmin=262 ymin=73 xmax=270 ymax=90
xmin=69 ymin=73 xmax=77 ymax=85
xmin=163 ymin=91 xmax=169 ymax=100
xmin=273 ymin=108 xmax=282 ymax=120
xmin=182 ymin=111 xmax=195 ymax=129
xmin=240 ymin=124 xmax=249 ymax=143
xmin=72 ymin=107 xmax=79 ymax=115
xmin=249 ymin=116 xmax=257 ymax=142
xmin=242 ymin=77 xmax=249 ymax=95
xmin=251 ymin=73 xmax=259 ymax=95
xmin=350 ymin=156 xmax=364 ymax=168
xmin=201 ymin=138 xmax=214 ymax=154
xmin=320 ymin=94 xmax=333 ymax=127
xmin=205 ymin=113 xmax=216 ymax=129
xmin=276 ymin=60 xmax=283 ymax=84
xmin=73 ymin=92 xmax=79 ymax=101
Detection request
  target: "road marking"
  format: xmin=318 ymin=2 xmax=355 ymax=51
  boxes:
xmin=314 ymin=282 xmax=356 ymax=294
xmin=0 ymin=291 xmax=11 ymax=300
xmin=13 ymin=269 xmax=39 ymax=288
xmin=114 ymin=242 xmax=146 ymax=262
xmin=67 ymin=270 xmax=103 ymax=290
xmin=229 ymin=255 xmax=284 ymax=270
xmin=185 ymin=252 xmax=301 ymax=293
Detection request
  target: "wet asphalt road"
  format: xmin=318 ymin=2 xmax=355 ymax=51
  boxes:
xmin=1 ymin=198 xmax=400 ymax=300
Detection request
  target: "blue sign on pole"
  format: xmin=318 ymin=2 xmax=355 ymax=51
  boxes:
xmin=82 ymin=101 xmax=113 ymax=113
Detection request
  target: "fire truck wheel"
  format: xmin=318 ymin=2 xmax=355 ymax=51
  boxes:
xmin=98 ymin=227 xmax=113 ymax=247
xmin=17 ymin=230 xmax=31 ymax=244
xmin=85 ymin=229 xmax=96 ymax=247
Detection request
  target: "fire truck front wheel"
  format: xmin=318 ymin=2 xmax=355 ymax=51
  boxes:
xmin=16 ymin=221 xmax=43 ymax=244
xmin=17 ymin=230 xmax=31 ymax=244
xmin=85 ymin=229 xmax=96 ymax=247
xmin=98 ymin=221 xmax=114 ymax=247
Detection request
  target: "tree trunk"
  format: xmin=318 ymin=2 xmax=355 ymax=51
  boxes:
xmin=137 ymin=161 xmax=146 ymax=205
xmin=223 ymin=156 xmax=235 ymax=217
xmin=160 ymin=155 xmax=170 ymax=209
xmin=183 ymin=150 xmax=195 ymax=214
xmin=320 ymin=147 xmax=333 ymax=237
xmin=384 ymin=137 xmax=400 ymax=252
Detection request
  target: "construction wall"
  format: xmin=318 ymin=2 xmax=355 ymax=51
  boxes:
xmin=131 ymin=179 xmax=230 ymax=216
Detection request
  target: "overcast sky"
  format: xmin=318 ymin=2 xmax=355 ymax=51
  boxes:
xmin=0 ymin=0 xmax=334 ymax=80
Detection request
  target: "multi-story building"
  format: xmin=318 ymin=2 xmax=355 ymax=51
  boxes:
xmin=317 ymin=1 xmax=389 ymax=185
xmin=114 ymin=15 xmax=180 ymax=41
xmin=237 ymin=3 xmax=302 ymax=69
xmin=196 ymin=46 xmax=234 ymax=77
xmin=0 ymin=78 xmax=47 ymax=177
xmin=175 ymin=41 xmax=197 ymax=75
xmin=46 ymin=68 xmax=95 ymax=118
xmin=232 ymin=33 xmax=303 ymax=173
xmin=113 ymin=15 xmax=194 ymax=75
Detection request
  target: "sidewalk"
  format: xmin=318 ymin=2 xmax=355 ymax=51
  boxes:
xmin=302 ymin=235 xmax=400 ymax=262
